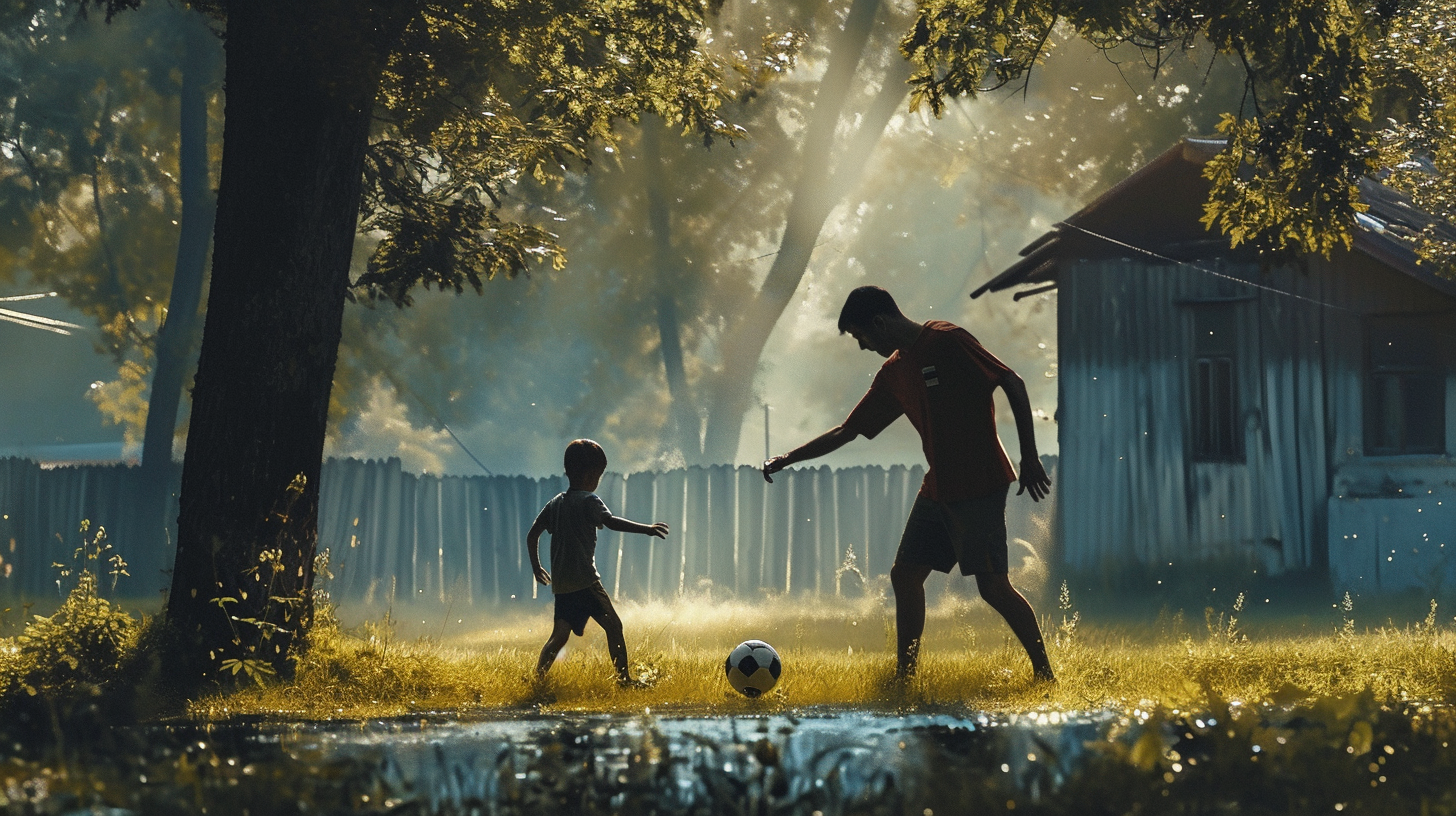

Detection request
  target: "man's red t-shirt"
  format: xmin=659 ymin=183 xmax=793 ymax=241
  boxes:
xmin=844 ymin=320 xmax=1016 ymax=501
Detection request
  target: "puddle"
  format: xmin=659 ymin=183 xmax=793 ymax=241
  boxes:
xmin=3 ymin=701 xmax=1453 ymax=814
xmin=252 ymin=710 xmax=1118 ymax=812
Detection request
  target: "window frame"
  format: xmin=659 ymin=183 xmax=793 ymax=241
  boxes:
xmin=1185 ymin=302 xmax=1245 ymax=464
xmin=1363 ymin=315 xmax=1448 ymax=457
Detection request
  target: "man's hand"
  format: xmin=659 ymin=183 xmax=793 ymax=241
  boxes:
xmin=646 ymin=522 xmax=670 ymax=539
xmin=532 ymin=565 xmax=551 ymax=586
xmin=762 ymin=455 xmax=789 ymax=483
xmin=1016 ymin=458 xmax=1051 ymax=502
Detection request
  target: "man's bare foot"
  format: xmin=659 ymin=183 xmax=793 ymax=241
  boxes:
xmin=1033 ymin=667 xmax=1057 ymax=684
xmin=617 ymin=676 xmax=652 ymax=690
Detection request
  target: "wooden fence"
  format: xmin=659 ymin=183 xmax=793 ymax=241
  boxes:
xmin=0 ymin=456 xmax=1055 ymax=605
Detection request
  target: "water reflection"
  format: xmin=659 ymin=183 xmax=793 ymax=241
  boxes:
xmin=264 ymin=711 xmax=1115 ymax=813
xmin=4 ymin=700 xmax=1453 ymax=814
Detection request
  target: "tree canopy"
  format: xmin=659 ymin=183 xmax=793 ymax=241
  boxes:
xmin=901 ymin=0 xmax=1455 ymax=276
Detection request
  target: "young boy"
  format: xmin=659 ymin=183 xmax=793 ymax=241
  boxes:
xmin=526 ymin=438 xmax=669 ymax=686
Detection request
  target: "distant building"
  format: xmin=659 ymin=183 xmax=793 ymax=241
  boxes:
xmin=975 ymin=138 xmax=1456 ymax=594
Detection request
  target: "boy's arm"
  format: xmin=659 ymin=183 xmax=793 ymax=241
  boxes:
xmin=762 ymin=424 xmax=859 ymax=482
xmin=526 ymin=517 xmax=550 ymax=585
xmin=603 ymin=516 xmax=670 ymax=538
xmin=999 ymin=370 xmax=1050 ymax=501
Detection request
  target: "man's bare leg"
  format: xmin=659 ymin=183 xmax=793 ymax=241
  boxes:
xmin=536 ymin=619 xmax=573 ymax=677
xmin=975 ymin=573 xmax=1055 ymax=681
xmin=891 ymin=561 xmax=934 ymax=677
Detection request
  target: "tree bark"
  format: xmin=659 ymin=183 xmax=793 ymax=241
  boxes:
xmin=163 ymin=0 xmax=408 ymax=688
xmin=136 ymin=13 xmax=219 ymax=548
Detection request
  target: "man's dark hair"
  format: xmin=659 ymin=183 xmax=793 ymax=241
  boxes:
xmin=564 ymin=438 xmax=608 ymax=480
xmin=837 ymin=286 xmax=903 ymax=333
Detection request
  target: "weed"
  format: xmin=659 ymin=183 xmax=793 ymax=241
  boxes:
xmin=0 ymin=520 xmax=139 ymax=730
xmin=1339 ymin=591 xmax=1357 ymax=639
xmin=1053 ymin=580 xmax=1079 ymax=649
xmin=1204 ymin=591 xmax=1246 ymax=645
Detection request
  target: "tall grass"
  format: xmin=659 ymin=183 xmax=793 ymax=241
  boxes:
xmin=193 ymin=586 xmax=1456 ymax=721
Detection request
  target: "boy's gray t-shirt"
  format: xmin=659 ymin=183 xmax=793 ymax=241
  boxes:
xmin=534 ymin=489 xmax=612 ymax=595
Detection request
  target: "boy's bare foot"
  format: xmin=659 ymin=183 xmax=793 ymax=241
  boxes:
xmin=1033 ymin=667 xmax=1057 ymax=684
xmin=617 ymin=677 xmax=652 ymax=690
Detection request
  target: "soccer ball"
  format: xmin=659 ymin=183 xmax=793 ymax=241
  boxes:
xmin=725 ymin=639 xmax=781 ymax=697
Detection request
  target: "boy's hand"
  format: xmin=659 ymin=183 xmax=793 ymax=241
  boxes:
xmin=533 ymin=566 xmax=551 ymax=586
xmin=762 ymin=455 xmax=789 ymax=483
xmin=647 ymin=522 xmax=670 ymax=539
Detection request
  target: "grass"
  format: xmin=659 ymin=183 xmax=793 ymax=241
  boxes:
xmin=190 ymin=583 xmax=1456 ymax=721
xmin=6 ymin=574 xmax=1456 ymax=815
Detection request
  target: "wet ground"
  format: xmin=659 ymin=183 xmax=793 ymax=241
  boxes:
xmin=3 ymin=700 xmax=1454 ymax=814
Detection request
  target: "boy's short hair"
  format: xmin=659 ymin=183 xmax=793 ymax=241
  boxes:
xmin=564 ymin=439 xmax=608 ymax=480
xmin=837 ymin=286 xmax=903 ymax=333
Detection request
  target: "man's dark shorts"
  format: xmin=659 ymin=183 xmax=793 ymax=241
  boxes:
xmin=894 ymin=485 xmax=1010 ymax=575
xmin=553 ymin=581 xmax=618 ymax=636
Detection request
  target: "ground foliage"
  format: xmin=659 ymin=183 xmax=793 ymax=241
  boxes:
xmin=182 ymin=589 xmax=1456 ymax=720
xmin=4 ymin=584 xmax=1456 ymax=812
xmin=0 ymin=522 xmax=140 ymax=749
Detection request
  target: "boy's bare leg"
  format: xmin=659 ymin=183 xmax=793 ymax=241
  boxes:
xmin=975 ymin=573 xmax=1055 ymax=682
xmin=536 ymin=619 xmax=573 ymax=677
xmin=891 ymin=561 xmax=933 ymax=678
xmin=594 ymin=608 xmax=631 ymax=683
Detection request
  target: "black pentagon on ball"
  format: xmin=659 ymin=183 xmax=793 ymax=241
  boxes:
xmin=767 ymin=656 xmax=782 ymax=677
xmin=737 ymin=654 xmax=761 ymax=675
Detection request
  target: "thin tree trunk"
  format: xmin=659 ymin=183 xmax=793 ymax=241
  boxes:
xmin=697 ymin=0 xmax=906 ymax=461
xmin=642 ymin=119 xmax=703 ymax=462
xmin=136 ymin=13 xmax=219 ymax=548
xmin=163 ymin=0 xmax=408 ymax=689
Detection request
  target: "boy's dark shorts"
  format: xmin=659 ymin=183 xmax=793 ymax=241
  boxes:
xmin=553 ymin=581 xmax=618 ymax=636
xmin=894 ymin=486 xmax=1010 ymax=576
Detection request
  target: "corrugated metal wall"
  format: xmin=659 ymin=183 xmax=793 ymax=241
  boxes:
xmin=1057 ymin=260 xmax=1324 ymax=574
xmin=1056 ymin=254 xmax=1454 ymax=582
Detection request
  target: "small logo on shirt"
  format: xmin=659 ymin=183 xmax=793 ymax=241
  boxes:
xmin=921 ymin=366 xmax=939 ymax=387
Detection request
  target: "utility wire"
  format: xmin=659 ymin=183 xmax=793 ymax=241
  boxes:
xmin=1048 ymin=222 xmax=1456 ymax=343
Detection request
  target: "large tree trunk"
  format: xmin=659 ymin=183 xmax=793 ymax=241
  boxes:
xmin=135 ymin=13 xmax=219 ymax=549
xmin=163 ymin=0 xmax=406 ymax=688
xmin=697 ymin=0 xmax=906 ymax=461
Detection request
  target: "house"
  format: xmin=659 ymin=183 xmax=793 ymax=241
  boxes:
xmin=974 ymin=138 xmax=1456 ymax=594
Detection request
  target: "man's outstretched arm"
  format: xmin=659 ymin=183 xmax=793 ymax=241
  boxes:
xmin=999 ymin=371 xmax=1051 ymax=501
xmin=762 ymin=424 xmax=859 ymax=482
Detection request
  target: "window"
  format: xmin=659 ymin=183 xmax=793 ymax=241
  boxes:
xmin=1365 ymin=316 xmax=1448 ymax=455
xmin=1190 ymin=305 xmax=1242 ymax=462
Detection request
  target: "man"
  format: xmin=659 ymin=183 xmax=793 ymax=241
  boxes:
xmin=763 ymin=285 xmax=1054 ymax=681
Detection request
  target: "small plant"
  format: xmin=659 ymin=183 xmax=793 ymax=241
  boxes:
xmin=1 ymin=520 xmax=138 ymax=703
xmin=1054 ymin=580 xmax=1079 ymax=649
xmin=1418 ymin=599 xmax=1438 ymax=636
xmin=1203 ymin=591 xmax=1246 ymax=644
xmin=1339 ymin=591 xmax=1356 ymax=639
xmin=213 ymin=473 xmax=314 ymax=687
xmin=834 ymin=546 xmax=866 ymax=595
